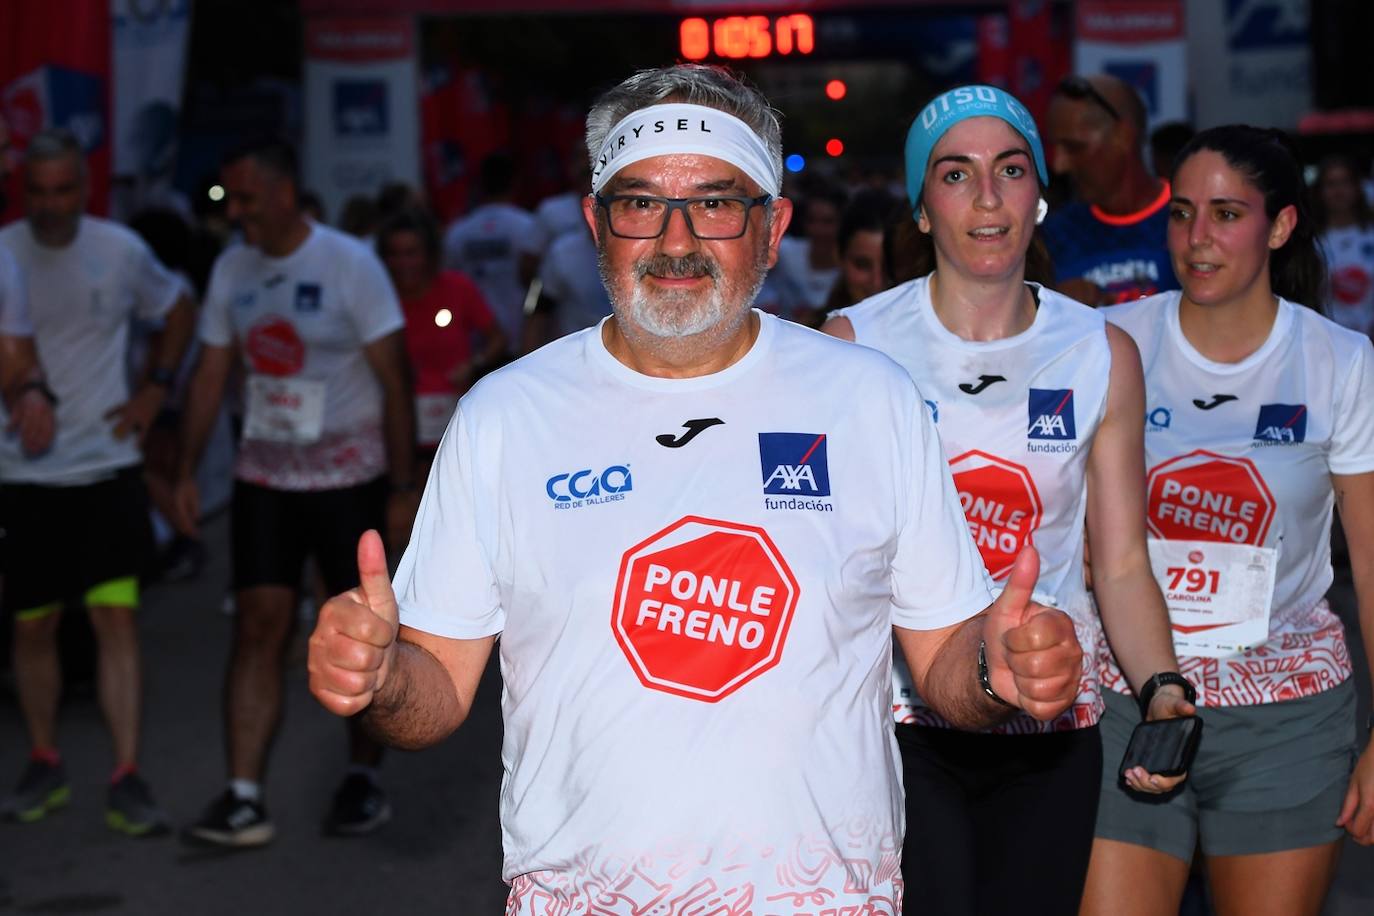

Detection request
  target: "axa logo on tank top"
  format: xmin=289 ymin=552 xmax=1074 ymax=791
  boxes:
xmin=1026 ymin=388 xmax=1077 ymax=453
xmin=545 ymin=464 xmax=633 ymax=509
xmin=758 ymin=432 xmax=834 ymax=512
xmin=1253 ymin=403 xmax=1307 ymax=445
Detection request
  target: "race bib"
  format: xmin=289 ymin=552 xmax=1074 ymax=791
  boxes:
xmin=416 ymin=393 xmax=459 ymax=446
xmin=244 ymin=375 xmax=325 ymax=444
xmin=1146 ymin=538 xmax=1277 ymax=658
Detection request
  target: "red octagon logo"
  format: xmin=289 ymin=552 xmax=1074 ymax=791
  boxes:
xmin=1147 ymin=450 xmax=1275 ymax=546
xmin=246 ymin=316 xmax=305 ymax=377
xmin=612 ymin=516 xmax=799 ymax=703
xmin=949 ymin=450 xmax=1043 ymax=580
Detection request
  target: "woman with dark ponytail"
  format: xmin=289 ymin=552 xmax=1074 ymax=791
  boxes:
xmin=1084 ymin=125 xmax=1374 ymax=915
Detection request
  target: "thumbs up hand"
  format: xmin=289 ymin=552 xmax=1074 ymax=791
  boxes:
xmin=981 ymin=546 xmax=1084 ymax=722
xmin=308 ymin=530 xmax=400 ymax=717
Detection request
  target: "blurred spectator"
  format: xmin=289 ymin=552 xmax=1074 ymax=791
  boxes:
xmin=1043 ymin=74 xmax=1178 ymax=305
xmin=0 ymin=128 xmax=195 ymax=836
xmin=818 ymin=189 xmax=900 ymax=321
xmin=773 ymin=182 xmax=844 ymax=318
xmin=1315 ymin=154 xmax=1374 ymax=335
xmin=299 ymin=189 xmax=326 ymax=224
xmin=533 ymin=146 xmax=590 ymax=248
xmin=338 ymin=193 xmax=379 ymax=240
xmin=376 ymin=207 xmax=506 ymax=465
xmin=442 ymin=152 xmax=541 ymax=346
xmin=1149 ymin=121 xmax=1195 ymax=181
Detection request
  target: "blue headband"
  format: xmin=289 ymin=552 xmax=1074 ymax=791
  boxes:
xmin=904 ymin=85 xmax=1049 ymax=214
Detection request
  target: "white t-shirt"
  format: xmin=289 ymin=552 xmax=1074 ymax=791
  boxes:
xmin=840 ymin=276 xmax=1111 ymax=732
xmin=533 ymin=191 xmax=585 ymax=250
xmin=773 ymin=234 xmax=839 ymax=317
xmin=199 ymin=222 xmax=404 ymax=491
xmin=0 ymin=217 xmax=180 ymax=484
xmin=537 ymin=229 xmax=611 ymax=339
xmin=395 ymin=313 xmax=993 ymax=909
xmin=1319 ymin=224 xmax=1374 ymax=335
xmin=1102 ymin=292 xmax=1374 ymax=706
xmin=0 ymin=245 xmax=33 ymax=337
xmin=442 ymin=202 xmax=541 ymax=343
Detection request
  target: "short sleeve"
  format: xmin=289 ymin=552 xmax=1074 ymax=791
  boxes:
xmin=0 ymin=247 xmax=33 ymax=337
xmin=129 ymin=237 xmax=183 ymax=321
xmin=514 ymin=211 xmax=542 ymax=257
xmin=394 ymin=404 xmax=504 ymax=638
xmin=197 ymin=254 xmax=236 ymax=347
xmin=538 ymin=243 xmax=569 ymax=303
xmin=1330 ymin=335 xmax=1374 ymax=475
xmin=889 ymin=379 xmax=995 ymax=629
xmin=344 ymin=246 xmax=405 ymax=344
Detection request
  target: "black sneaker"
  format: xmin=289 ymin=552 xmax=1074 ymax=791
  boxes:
xmin=106 ymin=772 xmax=169 ymax=837
xmin=0 ymin=759 xmax=69 ymax=823
xmin=182 ymin=790 xmax=274 ymax=848
xmin=322 ymin=774 xmax=392 ymax=836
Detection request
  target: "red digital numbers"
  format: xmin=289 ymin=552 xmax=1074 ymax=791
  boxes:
xmin=680 ymin=14 xmax=815 ymax=61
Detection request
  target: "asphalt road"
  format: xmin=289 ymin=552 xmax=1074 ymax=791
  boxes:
xmin=0 ymin=515 xmax=1371 ymax=914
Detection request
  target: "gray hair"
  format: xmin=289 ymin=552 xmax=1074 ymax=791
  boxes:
xmin=585 ymin=65 xmax=783 ymax=190
xmin=25 ymin=128 xmax=86 ymax=174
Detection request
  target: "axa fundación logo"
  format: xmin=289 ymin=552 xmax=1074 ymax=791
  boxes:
xmin=1027 ymin=388 xmax=1077 ymax=453
xmin=546 ymin=464 xmax=633 ymax=509
xmin=1253 ymin=403 xmax=1306 ymax=446
xmin=759 ymin=432 xmax=833 ymax=512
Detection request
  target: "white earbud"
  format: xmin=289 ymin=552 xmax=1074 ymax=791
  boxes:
xmin=1036 ymin=198 xmax=1049 ymax=225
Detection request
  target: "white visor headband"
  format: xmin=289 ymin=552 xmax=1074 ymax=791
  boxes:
xmin=590 ymin=103 xmax=781 ymax=197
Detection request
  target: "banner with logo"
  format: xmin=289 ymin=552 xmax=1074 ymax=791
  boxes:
xmin=0 ymin=0 xmax=111 ymax=223
xmin=975 ymin=1 xmax=1070 ymax=124
xmin=1187 ymin=0 xmax=1310 ymax=129
xmin=1074 ymin=0 xmax=1187 ymax=131
xmin=110 ymin=0 xmax=191 ymax=219
xmin=303 ymin=16 xmax=420 ymax=225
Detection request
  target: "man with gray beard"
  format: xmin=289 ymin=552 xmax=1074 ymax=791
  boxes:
xmin=305 ymin=64 xmax=1084 ymax=911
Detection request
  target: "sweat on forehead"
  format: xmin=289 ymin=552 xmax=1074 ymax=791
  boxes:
xmin=590 ymin=103 xmax=780 ymax=198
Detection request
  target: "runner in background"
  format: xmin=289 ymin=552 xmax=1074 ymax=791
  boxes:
xmin=772 ymin=181 xmax=844 ymax=319
xmin=1083 ymin=125 xmax=1374 ymax=916
xmin=306 ymin=64 xmax=1085 ymax=912
xmin=173 ymin=138 xmax=416 ymax=847
xmin=824 ymin=85 xmax=1189 ymax=916
xmin=530 ymin=218 xmax=612 ymax=346
xmin=1043 ymin=75 xmax=1179 ymax=305
xmin=0 ymin=129 xmax=195 ymax=836
xmin=1314 ymin=154 xmax=1374 ymax=336
xmin=376 ymin=207 xmax=505 ymax=480
xmin=816 ymin=188 xmax=899 ymax=321
xmin=442 ymin=153 xmax=540 ymax=354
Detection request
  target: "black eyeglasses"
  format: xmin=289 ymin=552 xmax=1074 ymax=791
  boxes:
xmin=1055 ymin=76 xmax=1120 ymax=122
xmin=594 ymin=194 xmax=772 ymax=240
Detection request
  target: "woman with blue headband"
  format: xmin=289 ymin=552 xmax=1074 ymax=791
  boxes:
xmin=824 ymin=85 xmax=1190 ymax=915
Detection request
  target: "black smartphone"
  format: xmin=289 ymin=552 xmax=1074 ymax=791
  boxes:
xmin=1119 ymin=715 xmax=1203 ymax=782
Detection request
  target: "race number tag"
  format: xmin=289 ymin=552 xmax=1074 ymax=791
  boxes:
xmin=244 ymin=375 xmax=325 ymax=444
xmin=1146 ymin=538 xmax=1277 ymax=658
xmin=415 ymin=393 xmax=459 ymax=446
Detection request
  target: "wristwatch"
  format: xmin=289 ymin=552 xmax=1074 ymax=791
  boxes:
xmin=1137 ymin=671 xmax=1197 ymax=719
xmin=978 ymin=639 xmax=1016 ymax=708
xmin=13 ymin=378 xmax=58 ymax=406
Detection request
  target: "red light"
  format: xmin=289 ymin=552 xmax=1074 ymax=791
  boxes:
xmin=826 ymin=138 xmax=844 ymax=157
xmin=681 ymin=18 xmax=709 ymax=61
xmin=825 ymin=79 xmax=847 ymax=101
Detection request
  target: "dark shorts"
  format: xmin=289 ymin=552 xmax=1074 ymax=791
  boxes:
xmin=1095 ymin=683 xmax=1357 ymax=860
xmin=230 ymin=477 xmax=386 ymax=595
xmin=0 ymin=466 xmax=153 ymax=614
xmin=898 ymin=722 xmax=1103 ymax=916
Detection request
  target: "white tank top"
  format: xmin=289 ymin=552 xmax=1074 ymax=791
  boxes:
xmin=1102 ymin=292 xmax=1374 ymax=707
xmin=839 ymin=275 xmax=1112 ymax=732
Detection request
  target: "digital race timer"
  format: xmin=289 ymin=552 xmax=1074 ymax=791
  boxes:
xmin=679 ymin=14 xmax=815 ymax=60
